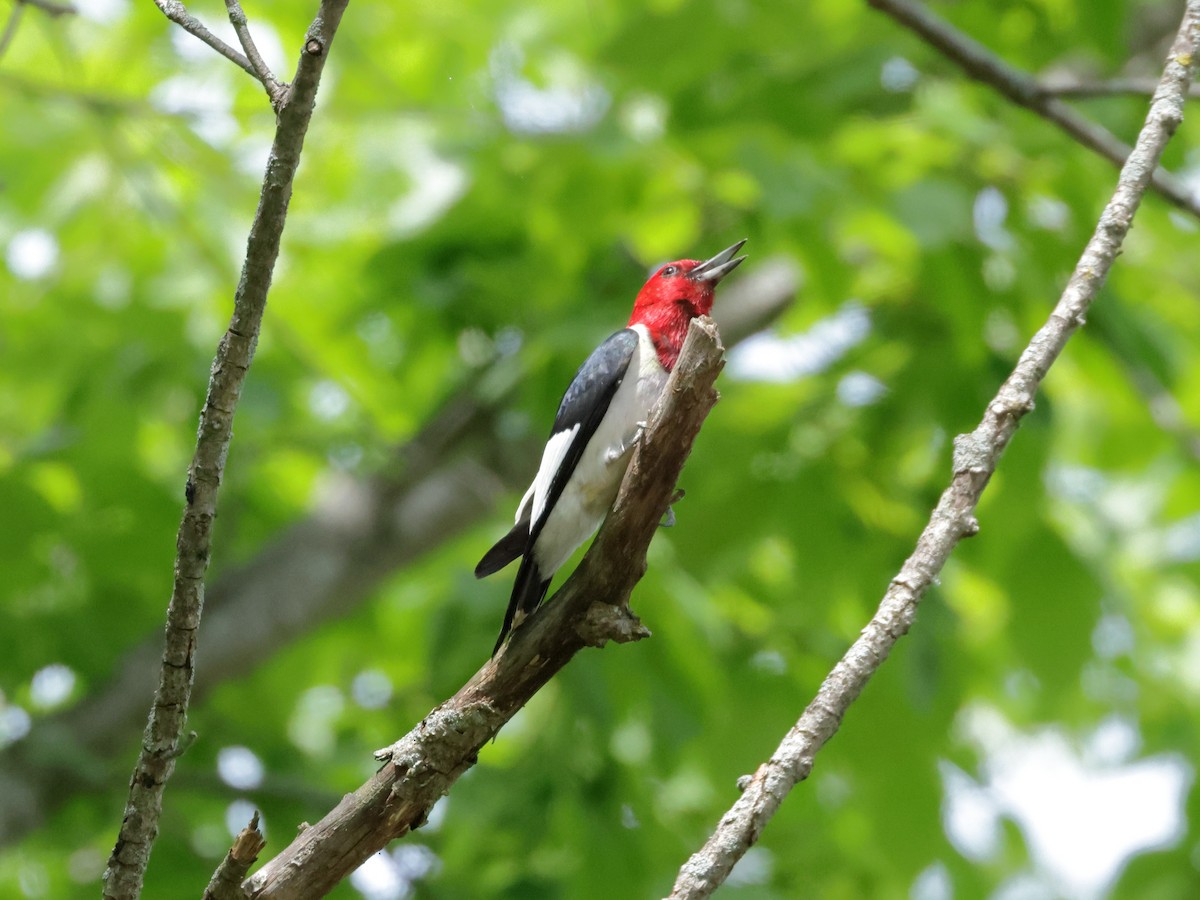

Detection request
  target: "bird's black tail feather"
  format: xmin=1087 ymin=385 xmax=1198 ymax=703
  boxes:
xmin=493 ymin=555 xmax=551 ymax=655
xmin=475 ymin=520 xmax=528 ymax=578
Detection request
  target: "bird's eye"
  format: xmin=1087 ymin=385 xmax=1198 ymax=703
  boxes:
xmin=662 ymin=265 xmax=678 ymax=277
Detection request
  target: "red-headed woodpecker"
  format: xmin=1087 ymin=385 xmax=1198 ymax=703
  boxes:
xmin=476 ymin=239 xmax=747 ymax=653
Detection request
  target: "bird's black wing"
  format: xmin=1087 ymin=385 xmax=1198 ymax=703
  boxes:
xmin=528 ymin=327 xmax=639 ymax=545
xmin=489 ymin=328 xmax=639 ymax=653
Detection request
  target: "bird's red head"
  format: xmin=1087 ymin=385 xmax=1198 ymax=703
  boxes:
xmin=629 ymin=239 xmax=747 ymax=371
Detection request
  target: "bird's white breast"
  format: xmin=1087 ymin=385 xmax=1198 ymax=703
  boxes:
xmin=531 ymin=324 xmax=668 ymax=575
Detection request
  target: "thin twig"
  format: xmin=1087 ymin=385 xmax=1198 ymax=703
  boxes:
xmin=243 ymin=318 xmax=726 ymax=898
xmin=1 ymin=0 xmax=81 ymax=63
xmin=867 ymin=0 xmax=1200 ymax=221
xmin=1091 ymin=318 xmax=1200 ymax=464
xmin=150 ymin=0 xmax=261 ymax=87
xmin=669 ymin=4 xmax=1200 ymax=896
xmin=0 ymin=3 xmax=23 ymax=61
xmin=223 ymin=0 xmax=283 ymax=106
xmin=1039 ymin=74 xmax=1200 ymax=99
xmin=18 ymin=0 xmax=76 ymax=15
xmin=100 ymin=3 xmax=349 ymax=899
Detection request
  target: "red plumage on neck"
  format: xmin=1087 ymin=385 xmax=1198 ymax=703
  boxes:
xmin=628 ymin=258 xmax=715 ymax=371
xmin=633 ymin=302 xmax=695 ymax=370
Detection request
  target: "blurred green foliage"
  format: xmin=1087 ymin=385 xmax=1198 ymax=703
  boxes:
xmin=2 ymin=0 xmax=1199 ymax=897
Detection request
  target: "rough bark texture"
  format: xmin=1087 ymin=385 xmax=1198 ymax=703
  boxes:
xmin=243 ymin=317 xmax=726 ymax=898
xmin=669 ymin=5 xmax=1200 ymax=897
xmin=0 ymin=259 xmax=798 ymax=852
xmin=100 ymin=4 xmax=349 ymax=898
xmin=867 ymin=0 xmax=1200 ymax=220
xmin=204 ymin=812 xmax=267 ymax=900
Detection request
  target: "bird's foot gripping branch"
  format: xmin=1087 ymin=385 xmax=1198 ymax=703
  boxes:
xmin=242 ymin=317 xmax=725 ymax=898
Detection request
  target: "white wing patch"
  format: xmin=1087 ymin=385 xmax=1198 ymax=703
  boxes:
xmin=528 ymin=325 xmax=669 ymax=576
xmin=514 ymin=481 xmax=536 ymax=525
xmin=530 ymin=424 xmax=580 ymax=526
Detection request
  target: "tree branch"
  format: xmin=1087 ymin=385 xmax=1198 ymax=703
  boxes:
xmin=17 ymin=0 xmax=75 ymax=14
xmin=151 ymin=0 xmax=264 ymax=91
xmin=0 ymin=0 xmax=78 ymax=57
xmin=0 ymin=0 xmax=77 ymax=64
xmin=100 ymin=4 xmax=348 ymax=898
xmin=0 ymin=3 xmax=23 ymax=62
xmin=866 ymin=0 xmax=1200 ymax=221
xmin=669 ymin=5 xmax=1200 ymax=896
xmin=1039 ymin=74 xmax=1200 ymax=100
xmin=242 ymin=317 xmax=726 ymax=898
xmin=204 ymin=812 xmax=266 ymax=900
xmin=223 ymin=0 xmax=283 ymax=107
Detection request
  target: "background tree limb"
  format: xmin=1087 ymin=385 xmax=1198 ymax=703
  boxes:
xmin=243 ymin=317 xmax=726 ymax=898
xmin=1039 ymin=74 xmax=1200 ymax=99
xmin=0 ymin=3 xmax=23 ymax=61
xmin=669 ymin=4 xmax=1200 ymax=896
xmin=867 ymin=0 xmax=1200 ymax=220
xmin=17 ymin=0 xmax=75 ymax=14
xmin=0 ymin=0 xmax=71 ymax=62
xmin=101 ymin=3 xmax=348 ymax=897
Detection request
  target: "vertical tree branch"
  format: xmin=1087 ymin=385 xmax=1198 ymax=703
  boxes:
xmin=669 ymin=4 xmax=1200 ymax=897
xmin=100 ymin=3 xmax=348 ymax=898
xmin=867 ymin=0 xmax=1200 ymax=221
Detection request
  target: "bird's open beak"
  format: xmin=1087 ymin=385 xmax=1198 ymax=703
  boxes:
xmin=689 ymin=239 xmax=748 ymax=284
